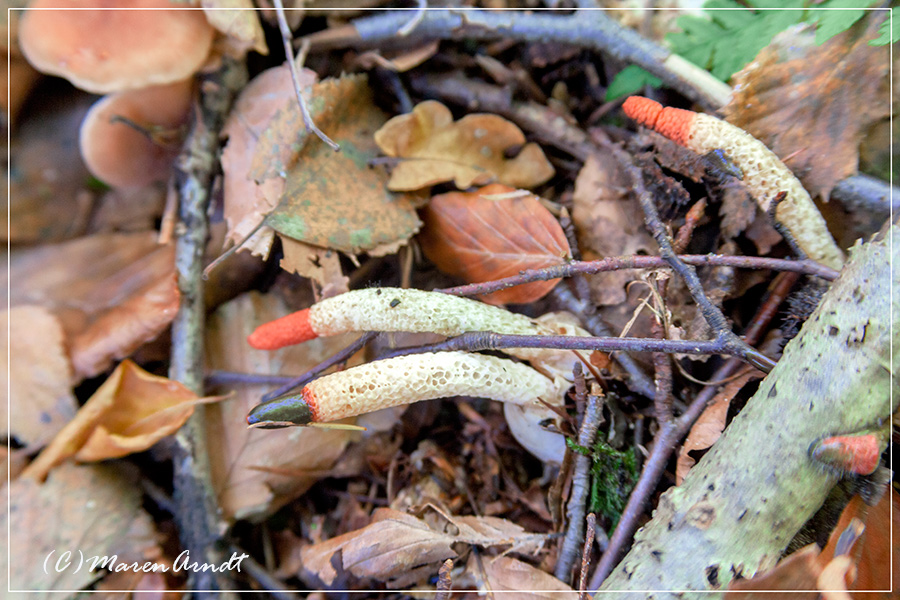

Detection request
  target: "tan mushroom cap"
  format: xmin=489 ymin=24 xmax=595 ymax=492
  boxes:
xmin=79 ymin=79 xmax=194 ymax=188
xmin=19 ymin=0 xmax=215 ymax=94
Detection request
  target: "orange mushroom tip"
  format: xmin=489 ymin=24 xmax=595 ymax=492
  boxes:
xmin=622 ymin=96 xmax=696 ymax=146
xmin=247 ymin=308 xmax=319 ymax=350
xmin=809 ymin=432 xmax=882 ymax=476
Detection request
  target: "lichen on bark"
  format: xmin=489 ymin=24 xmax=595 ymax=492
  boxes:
xmin=598 ymin=220 xmax=896 ymax=597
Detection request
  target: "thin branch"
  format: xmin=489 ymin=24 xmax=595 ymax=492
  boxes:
xmin=272 ymin=0 xmax=340 ymax=151
xmin=378 ymin=330 xmax=760 ymax=360
xmin=555 ymin=372 xmax=605 ymax=583
xmin=169 ymin=56 xmax=247 ymax=592
xmin=305 ymin=9 xmax=731 ymax=110
xmin=578 ymin=513 xmax=597 ymax=600
xmin=610 ymin=143 xmax=777 ymax=373
xmin=261 ymin=331 xmax=377 ymax=401
xmin=437 ymin=253 xmax=837 ymax=298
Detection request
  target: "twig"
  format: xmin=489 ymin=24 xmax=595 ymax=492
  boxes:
xmin=550 ymin=284 xmax=657 ymax=400
xmin=305 ymin=9 xmax=731 ymax=110
xmin=434 ymin=558 xmax=454 ymax=600
xmin=587 ymin=267 xmax=800 ymax=589
xmin=229 ymin=545 xmax=297 ymax=600
xmin=261 ymin=331 xmax=377 ymax=401
xmin=579 ymin=513 xmax=597 ymax=600
xmin=831 ymin=173 xmax=898 ymax=218
xmin=272 ymin=0 xmax=340 ymax=151
xmin=436 ymin=253 xmax=837 ymax=298
xmin=555 ymin=374 xmax=605 ymax=583
xmin=379 ymin=330 xmax=763 ymax=361
xmin=610 ymin=142 xmax=777 ymax=373
xmin=170 ymin=56 xmax=247 ymax=592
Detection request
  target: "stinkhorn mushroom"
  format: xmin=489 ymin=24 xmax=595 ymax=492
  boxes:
xmin=622 ymin=96 xmax=845 ymax=270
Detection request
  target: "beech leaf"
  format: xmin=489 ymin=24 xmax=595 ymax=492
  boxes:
xmin=260 ymin=75 xmax=422 ymax=254
xmin=419 ymin=184 xmax=570 ymax=305
xmin=1 ymin=305 xmax=76 ymax=451
xmin=470 ymin=555 xmax=574 ymax=598
xmin=22 ymin=360 xmax=201 ymax=480
xmin=374 ymin=100 xmax=554 ymax=191
xmin=723 ymin=18 xmax=889 ymax=200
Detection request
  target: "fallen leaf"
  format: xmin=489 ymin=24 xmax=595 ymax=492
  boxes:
xmin=1 ymin=306 xmax=76 ymax=451
xmin=261 ymin=75 xmax=422 ymax=254
xmin=4 ymin=462 xmax=160 ymax=595
xmin=300 ymin=506 xmax=552 ymax=588
xmin=205 ymin=292 xmax=359 ymax=521
xmin=278 ymin=236 xmax=350 ymax=299
xmin=571 ymin=154 xmax=656 ymax=307
xmin=5 ymin=232 xmax=179 ymax=380
xmin=677 ymin=368 xmax=761 ymax=484
xmin=374 ymin=100 xmax=554 ymax=191
xmin=221 ymin=63 xmax=313 ymax=258
xmin=419 ymin=184 xmax=571 ymax=305
xmin=22 ymin=360 xmax=200 ymax=480
xmin=300 ymin=508 xmax=457 ymax=588
xmin=725 ymin=544 xmax=821 ymax=598
xmin=470 ymin=555 xmax=573 ymax=599
xmin=202 ymin=0 xmax=268 ymax=56
xmin=724 ymin=18 xmax=890 ymax=200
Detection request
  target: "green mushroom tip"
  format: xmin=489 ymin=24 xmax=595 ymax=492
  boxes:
xmin=247 ymin=392 xmax=314 ymax=427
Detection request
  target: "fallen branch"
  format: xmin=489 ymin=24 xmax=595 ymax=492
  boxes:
xmin=597 ymin=221 xmax=896 ymax=595
xmin=169 ymin=55 xmax=247 ymax=592
xmin=304 ymin=8 xmax=732 ymax=109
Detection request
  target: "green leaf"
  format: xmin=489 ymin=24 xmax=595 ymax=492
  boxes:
xmin=666 ymin=3 xmax=805 ymax=81
xmin=605 ymin=65 xmax=663 ymax=101
xmin=809 ymin=0 xmax=879 ymax=45
xmin=869 ymin=10 xmax=897 ymax=46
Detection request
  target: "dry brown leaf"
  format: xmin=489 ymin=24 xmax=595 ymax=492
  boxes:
xmin=278 ymin=236 xmax=350 ymax=298
xmin=724 ymin=18 xmax=890 ymax=200
xmin=261 ymin=75 xmax=422 ymax=254
xmin=205 ymin=292 xmax=359 ymax=521
xmin=419 ymin=184 xmax=570 ymax=305
xmin=4 ymin=462 xmax=160 ymax=595
xmin=22 ymin=360 xmax=200 ymax=480
xmin=221 ymin=63 xmax=315 ymax=258
xmin=6 ymin=232 xmax=179 ymax=380
xmin=1 ymin=306 xmax=76 ymax=451
xmin=300 ymin=506 xmax=551 ymax=588
xmin=470 ymin=555 xmax=573 ymax=598
xmin=202 ymin=0 xmax=268 ymax=56
xmin=300 ymin=508 xmax=457 ymax=588
xmin=572 ymin=154 xmax=657 ymax=307
xmin=374 ymin=100 xmax=554 ymax=191
xmin=725 ymin=544 xmax=822 ymax=599
xmin=676 ymin=369 xmax=761 ymax=484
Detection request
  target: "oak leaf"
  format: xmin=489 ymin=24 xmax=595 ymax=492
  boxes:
xmin=374 ymin=100 xmax=554 ymax=191
xmin=724 ymin=18 xmax=890 ymax=200
xmin=22 ymin=360 xmax=202 ymax=480
xmin=419 ymin=184 xmax=571 ymax=305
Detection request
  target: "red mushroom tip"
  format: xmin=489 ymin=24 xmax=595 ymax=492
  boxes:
xmin=247 ymin=308 xmax=318 ymax=350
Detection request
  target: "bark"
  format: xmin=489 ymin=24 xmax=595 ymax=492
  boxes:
xmin=597 ymin=220 xmax=897 ymax=597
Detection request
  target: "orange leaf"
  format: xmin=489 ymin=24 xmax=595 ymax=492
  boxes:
xmin=22 ymin=360 xmax=201 ymax=480
xmin=374 ymin=100 xmax=554 ymax=191
xmin=418 ymin=184 xmax=571 ymax=305
xmin=676 ymin=369 xmax=761 ymax=484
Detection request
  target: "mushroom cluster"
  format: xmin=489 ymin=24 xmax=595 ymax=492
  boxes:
xmin=18 ymin=0 xmax=216 ymax=188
